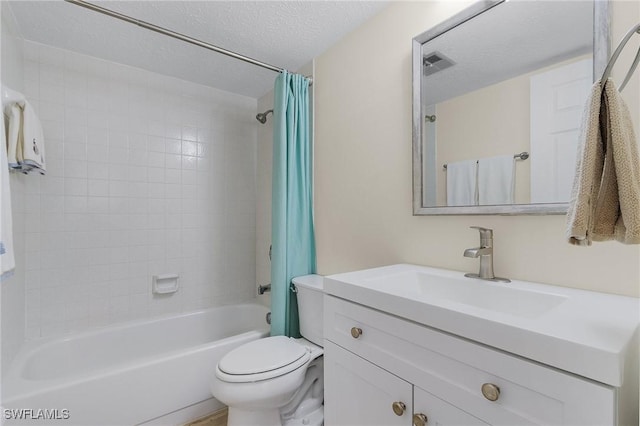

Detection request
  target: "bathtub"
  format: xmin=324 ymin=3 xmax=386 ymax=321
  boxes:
xmin=3 ymin=303 xmax=270 ymax=425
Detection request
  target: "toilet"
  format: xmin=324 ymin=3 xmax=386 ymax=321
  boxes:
xmin=210 ymin=275 xmax=324 ymax=426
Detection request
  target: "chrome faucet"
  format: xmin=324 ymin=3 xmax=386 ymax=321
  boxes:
xmin=464 ymin=226 xmax=510 ymax=283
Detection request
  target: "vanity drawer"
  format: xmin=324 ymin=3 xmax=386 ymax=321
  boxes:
xmin=324 ymin=295 xmax=615 ymax=426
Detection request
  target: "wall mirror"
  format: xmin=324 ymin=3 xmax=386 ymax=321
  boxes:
xmin=412 ymin=0 xmax=610 ymax=215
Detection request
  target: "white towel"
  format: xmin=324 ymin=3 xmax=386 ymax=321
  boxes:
xmin=446 ymin=160 xmax=477 ymax=206
xmin=1 ymin=111 xmax=16 ymax=281
xmin=5 ymin=103 xmax=21 ymax=169
xmin=477 ymin=155 xmax=515 ymax=205
xmin=4 ymin=100 xmax=46 ymax=175
xmin=20 ymin=101 xmax=46 ymax=174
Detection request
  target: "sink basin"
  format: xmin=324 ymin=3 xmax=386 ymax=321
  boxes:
xmin=324 ymin=264 xmax=639 ymax=387
xmin=364 ymin=270 xmax=567 ymax=318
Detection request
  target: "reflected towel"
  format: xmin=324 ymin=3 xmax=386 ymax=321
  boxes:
xmin=566 ymin=78 xmax=640 ymax=245
xmin=446 ymin=160 xmax=477 ymax=206
xmin=477 ymin=155 xmax=515 ymax=205
xmin=1 ymin=111 xmax=15 ymax=280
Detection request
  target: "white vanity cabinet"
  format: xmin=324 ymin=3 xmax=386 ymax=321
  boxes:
xmin=414 ymin=386 xmax=489 ymax=426
xmin=325 ymin=340 xmax=487 ymax=426
xmin=324 ymin=295 xmax=621 ymax=426
xmin=325 ymin=340 xmax=413 ymax=425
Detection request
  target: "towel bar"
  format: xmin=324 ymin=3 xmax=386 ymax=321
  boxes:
xmin=443 ymin=152 xmax=529 ymax=170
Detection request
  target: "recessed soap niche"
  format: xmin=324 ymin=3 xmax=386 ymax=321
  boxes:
xmin=152 ymin=274 xmax=180 ymax=295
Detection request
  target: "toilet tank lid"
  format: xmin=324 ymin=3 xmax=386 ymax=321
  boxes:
xmin=292 ymin=274 xmax=323 ymax=291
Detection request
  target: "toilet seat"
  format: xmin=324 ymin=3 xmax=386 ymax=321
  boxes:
xmin=216 ymin=336 xmax=311 ymax=383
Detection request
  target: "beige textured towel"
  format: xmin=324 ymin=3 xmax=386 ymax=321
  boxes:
xmin=566 ymin=79 xmax=640 ymax=245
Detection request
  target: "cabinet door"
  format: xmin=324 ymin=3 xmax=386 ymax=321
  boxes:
xmin=325 ymin=341 xmax=412 ymax=426
xmin=413 ymin=386 xmax=488 ymax=426
xmin=325 ymin=296 xmax=617 ymax=426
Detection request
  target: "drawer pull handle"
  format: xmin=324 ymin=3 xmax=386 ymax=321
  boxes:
xmin=391 ymin=401 xmax=406 ymax=416
xmin=413 ymin=413 xmax=428 ymax=426
xmin=481 ymin=383 xmax=500 ymax=402
xmin=350 ymin=327 xmax=363 ymax=338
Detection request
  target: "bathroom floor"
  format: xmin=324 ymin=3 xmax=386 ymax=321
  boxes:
xmin=185 ymin=408 xmax=228 ymax=426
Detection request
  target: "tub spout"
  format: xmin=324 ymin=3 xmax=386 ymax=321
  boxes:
xmin=258 ymin=283 xmax=271 ymax=295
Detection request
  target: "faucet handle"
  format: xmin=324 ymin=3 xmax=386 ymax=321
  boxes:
xmin=470 ymin=226 xmax=492 ymax=234
xmin=470 ymin=226 xmax=493 ymax=244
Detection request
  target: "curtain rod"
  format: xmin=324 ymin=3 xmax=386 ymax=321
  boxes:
xmin=64 ymin=0 xmax=285 ymax=74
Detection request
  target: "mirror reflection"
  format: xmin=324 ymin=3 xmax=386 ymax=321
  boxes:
xmin=413 ymin=0 xmax=606 ymax=214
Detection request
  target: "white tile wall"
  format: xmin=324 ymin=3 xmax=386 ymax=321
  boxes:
xmin=2 ymin=1 xmax=27 ymax=374
xmin=256 ymin=91 xmax=274 ymax=309
xmin=22 ymin=41 xmax=258 ymax=339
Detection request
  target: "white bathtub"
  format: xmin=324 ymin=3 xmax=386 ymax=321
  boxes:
xmin=3 ymin=303 xmax=270 ymax=425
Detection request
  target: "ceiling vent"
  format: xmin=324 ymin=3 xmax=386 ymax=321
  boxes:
xmin=423 ymin=52 xmax=455 ymax=76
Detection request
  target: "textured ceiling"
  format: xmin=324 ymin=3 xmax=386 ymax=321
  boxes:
xmin=8 ymin=0 xmax=389 ymax=98
xmin=421 ymin=0 xmax=594 ymax=105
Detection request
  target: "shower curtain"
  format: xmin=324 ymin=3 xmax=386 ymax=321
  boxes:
xmin=270 ymin=71 xmax=316 ymax=338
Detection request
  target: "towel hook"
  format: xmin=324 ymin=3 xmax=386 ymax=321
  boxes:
xmin=601 ymin=23 xmax=640 ymax=91
xmin=1 ymin=85 xmax=25 ymax=108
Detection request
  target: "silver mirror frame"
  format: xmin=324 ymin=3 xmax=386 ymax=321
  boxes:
xmin=412 ymin=0 xmax=611 ymax=216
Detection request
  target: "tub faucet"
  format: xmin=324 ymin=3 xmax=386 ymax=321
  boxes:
xmin=464 ymin=226 xmax=510 ymax=283
xmin=258 ymin=283 xmax=271 ymax=295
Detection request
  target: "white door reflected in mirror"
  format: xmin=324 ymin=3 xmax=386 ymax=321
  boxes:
xmin=530 ymin=58 xmax=593 ymax=203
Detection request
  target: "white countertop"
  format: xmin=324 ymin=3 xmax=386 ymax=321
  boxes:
xmin=324 ymin=264 xmax=640 ymax=387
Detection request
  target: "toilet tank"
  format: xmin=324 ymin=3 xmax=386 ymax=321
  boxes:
xmin=292 ymin=275 xmax=324 ymax=346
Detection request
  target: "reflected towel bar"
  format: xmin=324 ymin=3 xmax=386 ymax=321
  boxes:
xmin=443 ymin=152 xmax=529 ymax=170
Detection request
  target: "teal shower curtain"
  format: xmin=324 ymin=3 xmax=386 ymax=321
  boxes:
xmin=270 ymin=71 xmax=316 ymax=338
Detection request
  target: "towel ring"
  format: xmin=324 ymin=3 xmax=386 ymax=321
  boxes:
xmin=601 ymin=23 xmax=640 ymax=91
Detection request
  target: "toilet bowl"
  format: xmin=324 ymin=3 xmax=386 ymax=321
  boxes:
xmin=210 ymin=275 xmax=324 ymax=426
